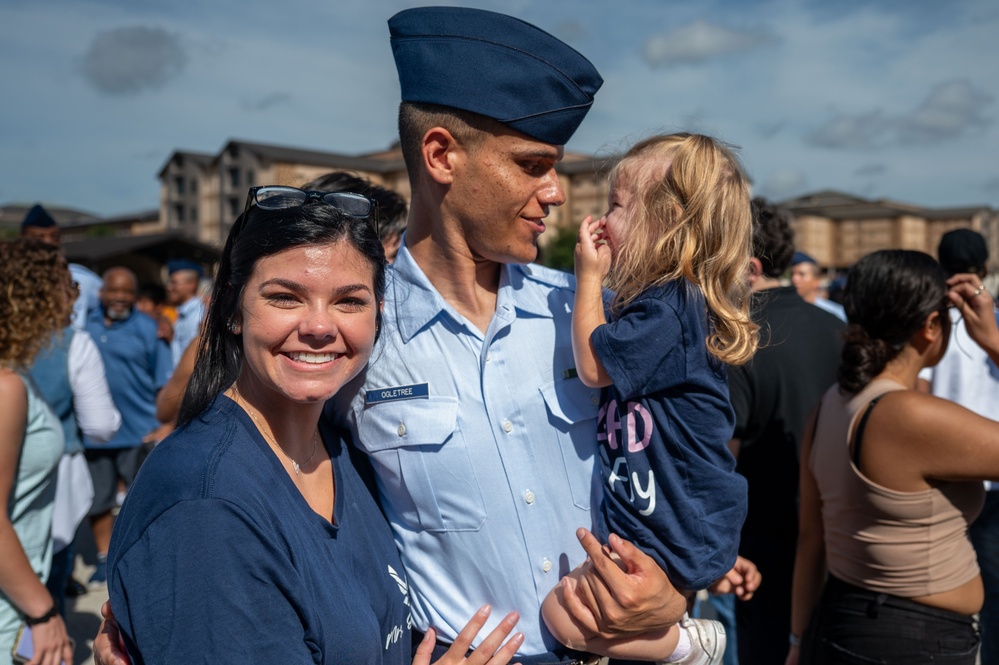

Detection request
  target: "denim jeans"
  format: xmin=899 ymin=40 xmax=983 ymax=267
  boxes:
xmin=801 ymin=576 xmax=980 ymax=664
xmin=970 ymin=491 xmax=999 ymax=664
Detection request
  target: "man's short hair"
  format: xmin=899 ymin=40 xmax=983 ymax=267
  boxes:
xmin=751 ymin=197 xmax=795 ymax=278
xmin=938 ymin=228 xmax=988 ymax=277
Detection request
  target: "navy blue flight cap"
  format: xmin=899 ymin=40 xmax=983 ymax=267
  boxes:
xmin=389 ymin=6 xmax=603 ymax=146
xmin=21 ymin=204 xmax=58 ymax=229
xmin=167 ymin=259 xmax=203 ymax=277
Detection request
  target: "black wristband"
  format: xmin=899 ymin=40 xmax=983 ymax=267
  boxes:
xmin=24 ymin=605 xmax=58 ymax=626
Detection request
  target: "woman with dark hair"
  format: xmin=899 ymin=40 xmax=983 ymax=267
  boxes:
xmin=787 ymin=249 xmax=999 ymax=664
xmin=0 ymin=238 xmax=76 ymax=665
xmin=106 ymin=188 xmax=522 ymax=664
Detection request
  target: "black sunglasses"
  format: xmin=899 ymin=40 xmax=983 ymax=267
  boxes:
xmin=242 ymin=186 xmax=377 ymax=233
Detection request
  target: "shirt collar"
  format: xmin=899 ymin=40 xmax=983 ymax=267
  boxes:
xmin=388 ymin=244 xmax=554 ymax=344
xmin=177 ymin=296 xmax=202 ymax=317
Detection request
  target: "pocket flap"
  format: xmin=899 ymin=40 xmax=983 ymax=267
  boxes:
xmin=357 ymin=396 xmax=460 ymax=452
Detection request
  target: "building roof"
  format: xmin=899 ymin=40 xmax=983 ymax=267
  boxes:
xmin=216 ymin=139 xmax=407 ymax=173
xmin=780 ymin=189 xmax=995 ymax=221
xmin=157 ymin=150 xmax=215 ymax=178
xmin=63 ymin=231 xmax=219 ymax=265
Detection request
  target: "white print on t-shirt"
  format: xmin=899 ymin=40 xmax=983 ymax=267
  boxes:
xmin=598 ymin=399 xmax=657 ymax=516
xmin=385 ymin=565 xmax=414 ymax=650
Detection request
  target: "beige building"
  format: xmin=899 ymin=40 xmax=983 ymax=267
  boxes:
xmin=781 ymin=190 xmax=999 ymax=273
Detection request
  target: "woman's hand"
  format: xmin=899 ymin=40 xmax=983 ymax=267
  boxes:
xmin=93 ymin=600 xmax=130 ymax=665
xmin=947 ymin=273 xmax=999 ymax=360
xmin=574 ymin=215 xmax=612 ymax=287
xmin=413 ymin=605 xmax=523 ymax=665
xmin=27 ymin=612 xmax=73 ymax=665
xmin=784 ymin=643 xmax=800 ymax=665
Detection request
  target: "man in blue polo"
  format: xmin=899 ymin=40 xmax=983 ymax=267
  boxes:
xmin=84 ymin=267 xmax=172 ymax=586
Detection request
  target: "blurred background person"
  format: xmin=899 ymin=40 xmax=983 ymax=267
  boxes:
xmin=790 ymin=251 xmax=847 ymax=322
xmin=29 ymin=298 xmax=121 ymax=614
xmin=20 ymin=203 xmax=104 ymax=330
xmin=789 ymin=250 xmax=999 ymax=664
xmin=136 ymin=282 xmax=174 ymax=344
xmin=727 ymin=198 xmax=844 ymax=665
xmin=917 ymin=228 xmax=999 ymax=663
xmin=0 ymin=238 xmax=76 ymax=664
xmin=83 ymin=267 xmax=172 ymax=588
xmin=165 ymin=259 xmax=205 ymax=369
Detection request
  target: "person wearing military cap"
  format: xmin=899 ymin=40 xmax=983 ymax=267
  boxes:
xmin=165 ymin=259 xmax=206 ymax=369
xmin=21 ymin=203 xmax=105 ymax=330
xmin=335 ymin=6 xmax=688 ymax=664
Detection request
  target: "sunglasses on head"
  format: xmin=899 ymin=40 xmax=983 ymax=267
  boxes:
xmin=242 ymin=185 xmax=378 ymax=233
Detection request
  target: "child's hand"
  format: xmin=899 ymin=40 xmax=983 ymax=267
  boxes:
xmin=574 ymin=215 xmax=612 ymax=284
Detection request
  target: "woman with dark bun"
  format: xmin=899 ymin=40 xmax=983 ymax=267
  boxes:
xmin=787 ymin=249 xmax=999 ymax=665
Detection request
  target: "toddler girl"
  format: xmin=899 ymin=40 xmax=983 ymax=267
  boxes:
xmin=542 ymin=133 xmax=757 ymax=663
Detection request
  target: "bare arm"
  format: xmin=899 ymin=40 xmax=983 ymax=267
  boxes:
xmin=572 ymin=215 xmax=612 ymax=388
xmin=0 ymin=372 xmax=73 ymax=665
xmin=787 ymin=409 xmax=826 ymax=665
xmin=156 ymin=335 xmax=199 ymax=425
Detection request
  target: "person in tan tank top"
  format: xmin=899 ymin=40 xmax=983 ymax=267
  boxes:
xmin=786 ymin=249 xmax=999 ymax=665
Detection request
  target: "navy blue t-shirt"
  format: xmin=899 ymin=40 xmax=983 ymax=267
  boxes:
xmin=108 ymin=396 xmax=412 ymax=664
xmin=591 ymin=280 xmax=747 ymax=590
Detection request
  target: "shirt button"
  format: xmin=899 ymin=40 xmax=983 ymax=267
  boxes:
xmin=590 ymin=395 xmax=599 ymax=406
xmin=397 ymin=423 xmax=406 ymax=437
xmin=502 ymin=420 xmax=513 ymax=433
xmin=524 ymin=490 xmax=535 ymax=505
xmin=542 ymin=558 xmax=552 ymax=573
xmin=486 ymin=353 xmax=491 ymax=363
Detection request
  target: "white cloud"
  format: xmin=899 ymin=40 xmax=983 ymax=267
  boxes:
xmin=642 ymin=20 xmax=774 ymax=67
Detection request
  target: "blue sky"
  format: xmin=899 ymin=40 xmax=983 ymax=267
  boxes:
xmin=1 ymin=0 xmax=997 ymax=218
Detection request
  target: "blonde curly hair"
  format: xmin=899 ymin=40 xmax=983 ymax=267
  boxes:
xmin=0 ymin=238 xmax=74 ymax=369
xmin=606 ymin=133 xmax=758 ymax=366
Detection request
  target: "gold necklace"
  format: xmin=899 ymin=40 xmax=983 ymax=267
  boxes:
xmin=234 ymin=389 xmax=319 ymax=475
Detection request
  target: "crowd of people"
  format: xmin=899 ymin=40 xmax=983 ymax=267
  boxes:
xmin=1 ymin=6 xmax=997 ymax=665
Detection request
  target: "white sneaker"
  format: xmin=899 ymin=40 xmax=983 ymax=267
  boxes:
xmin=666 ymin=615 xmax=725 ymax=665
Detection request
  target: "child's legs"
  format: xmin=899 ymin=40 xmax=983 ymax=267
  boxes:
xmin=541 ymin=556 xmax=682 ymax=660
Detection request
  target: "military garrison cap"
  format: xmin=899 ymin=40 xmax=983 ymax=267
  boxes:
xmin=389 ymin=6 xmax=603 ymax=146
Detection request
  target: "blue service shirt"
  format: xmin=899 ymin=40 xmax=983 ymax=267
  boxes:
xmin=69 ymin=263 xmax=102 ymax=331
xmin=332 ymin=245 xmax=602 ymax=657
xmin=170 ymin=296 xmax=205 ymax=369
xmin=85 ymin=309 xmax=171 ymax=448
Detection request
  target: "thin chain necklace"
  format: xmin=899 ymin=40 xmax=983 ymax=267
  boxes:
xmin=234 ymin=389 xmax=319 ymax=475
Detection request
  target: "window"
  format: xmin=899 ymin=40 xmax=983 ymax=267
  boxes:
xmin=229 ymin=168 xmax=240 ymax=188
xmin=174 ymin=204 xmax=185 ymax=224
xmin=229 ymin=197 xmax=241 ymax=217
xmin=191 ymin=179 xmax=198 ymax=194
xmin=174 ymin=176 xmax=185 ymax=195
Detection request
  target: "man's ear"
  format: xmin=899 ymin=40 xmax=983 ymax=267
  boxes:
xmin=421 ymin=127 xmax=460 ymax=186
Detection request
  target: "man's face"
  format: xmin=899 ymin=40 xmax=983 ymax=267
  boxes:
xmin=101 ymin=270 xmax=136 ymax=321
xmin=791 ymin=262 xmax=822 ymax=302
xmin=166 ymin=270 xmax=199 ymax=305
xmin=22 ymin=225 xmax=61 ymax=247
xmin=445 ymin=127 xmax=565 ymax=265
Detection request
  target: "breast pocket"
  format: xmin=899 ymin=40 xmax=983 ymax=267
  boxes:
xmin=357 ymin=396 xmax=486 ymax=533
xmin=538 ymin=378 xmax=601 ymax=511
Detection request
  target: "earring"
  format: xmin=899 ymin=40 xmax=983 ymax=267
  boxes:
xmin=229 ymin=320 xmax=240 ymax=334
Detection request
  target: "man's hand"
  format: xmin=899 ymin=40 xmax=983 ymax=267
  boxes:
xmin=93 ymin=601 xmax=130 ymax=665
xmin=559 ymin=528 xmax=686 ymax=638
xmin=707 ymin=556 xmax=761 ymax=601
